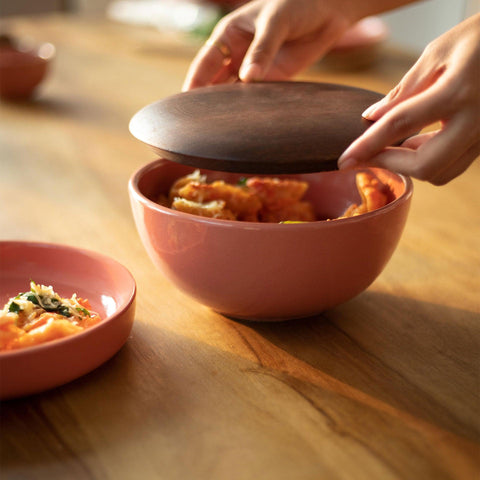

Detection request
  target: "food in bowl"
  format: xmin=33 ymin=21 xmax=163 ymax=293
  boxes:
xmin=129 ymin=159 xmax=413 ymax=321
xmin=160 ymin=170 xmax=316 ymax=222
xmin=160 ymin=169 xmax=392 ymax=222
xmin=0 ymin=281 xmax=101 ymax=351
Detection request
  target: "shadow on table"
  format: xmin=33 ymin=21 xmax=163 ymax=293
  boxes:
xmin=2 ymin=95 xmax=127 ymax=129
xmin=1 ymin=290 xmax=478 ymax=476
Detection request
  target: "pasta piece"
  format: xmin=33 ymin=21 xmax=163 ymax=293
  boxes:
xmin=171 ymin=197 xmax=236 ymax=220
xmin=178 ymin=180 xmax=262 ymax=221
xmin=341 ymin=172 xmax=392 ymax=218
xmin=168 ymin=169 xmax=206 ymax=203
xmin=162 ymin=170 xmax=392 ymax=223
xmin=246 ymin=177 xmax=309 ymax=210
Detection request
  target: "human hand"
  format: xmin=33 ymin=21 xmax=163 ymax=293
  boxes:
xmin=182 ymin=0 xmax=358 ymax=91
xmin=338 ymin=13 xmax=480 ymax=185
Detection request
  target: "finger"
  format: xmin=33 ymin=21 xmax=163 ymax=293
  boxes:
xmin=362 ymin=50 xmax=447 ymax=121
xmin=338 ymin=85 xmax=453 ymax=167
xmin=428 ymin=139 xmax=480 ymax=185
xmin=407 ymin=114 xmax=477 ymax=181
xmin=360 ymin=138 xmax=479 ymax=185
xmin=182 ymin=42 xmax=231 ymax=91
xmin=263 ymin=18 xmax=347 ymax=80
xmin=430 ymin=142 xmax=480 ymax=185
xmin=345 ymin=120 xmax=479 ymax=185
xmin=400 ymin=130 xmax=438 ymax=150
xmin=182 ymin=39 xmax=234 ymax=91
xmin=210 ymin=58 xmax=238 ymax=85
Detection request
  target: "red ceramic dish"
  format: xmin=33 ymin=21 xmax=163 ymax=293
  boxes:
xmin=0 ymin=241 xmax=136 ymax=399
xmin=330 ymin=17 xmax=388 ymax=52
xmin=323 ymin=17 xmax=388 ymax=70
xmin=129 ymin=159 xmax=413 ymax=321
xmin=0 ymin=39 xmax=55 ymax=99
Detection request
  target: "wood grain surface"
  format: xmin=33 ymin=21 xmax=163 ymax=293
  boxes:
xmin=129 ymin=82 xmax=383 ymax=173
xmin=0 ymin=14 xmax=479 ymax=480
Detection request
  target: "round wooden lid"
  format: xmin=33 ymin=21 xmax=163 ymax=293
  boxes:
xmin=129 ymin=82 xmax=383 ymax=173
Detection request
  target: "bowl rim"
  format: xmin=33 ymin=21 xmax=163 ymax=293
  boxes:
xmin=129 ymin=158 xmax=413 ymax=229
xmin=0 ymin=40 xmax=56 ymax=68
xmin=0 ymin=240 xmax=136 ymax=358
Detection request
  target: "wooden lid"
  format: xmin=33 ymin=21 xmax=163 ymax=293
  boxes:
xmin=129 ymin=82 xmax=383 ymax=173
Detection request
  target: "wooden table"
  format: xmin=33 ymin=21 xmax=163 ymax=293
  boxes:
xmin=1 ymin=14 xmax=479 ymax=480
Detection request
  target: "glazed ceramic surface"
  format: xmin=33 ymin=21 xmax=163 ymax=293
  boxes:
xmin=129 ymin=160 xmax=412 ymax=321
xmin=0 ymin=241 xmax=136 ymax=399
xmin=0 ymin=40 xmax=55 ymax=99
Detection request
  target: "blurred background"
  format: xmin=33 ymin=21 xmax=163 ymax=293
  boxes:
xmin=1 ymin=0 xmax=479 ymax=56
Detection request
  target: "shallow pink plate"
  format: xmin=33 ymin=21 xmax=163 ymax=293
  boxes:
xmin=0 ymin=241 xmax=136 ymax=399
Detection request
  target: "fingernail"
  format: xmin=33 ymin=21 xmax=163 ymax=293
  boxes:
xmin=338 ymin=157 xmax=358 ymax=170
xmin=362 ymin=103 xmax=378 ymax=118
xmin=239 ymin=62 xmax=262 ymax=82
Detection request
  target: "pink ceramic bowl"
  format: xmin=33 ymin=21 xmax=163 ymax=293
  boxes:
xmin=0 ymin=241 xmax=136 ymax=399
xmin=0 ymin=37 xmax=55 ymax=99
xmin=129 ymin=160 xmax=412 ymax=321
xmin=323 ymin=17 xmax=388 ymax=70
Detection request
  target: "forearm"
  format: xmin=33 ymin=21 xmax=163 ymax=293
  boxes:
xmin=183 ymin=0 xmax=423 ymax=89
xmin=338 ymin=0 xmax=420 ymax=23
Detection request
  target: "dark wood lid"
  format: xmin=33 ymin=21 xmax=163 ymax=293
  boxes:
xmin=129 ymin=82 xmax=383 ymax=173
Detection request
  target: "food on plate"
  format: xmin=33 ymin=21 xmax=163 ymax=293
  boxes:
xmin=0 ymin=281 xmax=101 ymax=351
xmin=159 ymin=170 xmax=392 ymax=222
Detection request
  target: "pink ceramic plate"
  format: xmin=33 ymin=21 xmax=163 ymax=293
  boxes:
xmin=0 ymin=241 xmax=136 ymax=399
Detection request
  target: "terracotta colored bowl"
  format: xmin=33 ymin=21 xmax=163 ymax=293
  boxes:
xmin=0 ymin=241 xmax=136 ymax=399
xmin=322 ymin=17 xmax=389 ymax=70
xmin=129 ymin=160 xmax=412 ymax=321
xmin=0 ymin=37 xmax=55 ymax=99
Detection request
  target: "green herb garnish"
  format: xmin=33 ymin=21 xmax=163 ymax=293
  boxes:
xmin=57 ymin=306 xmax=72 ymax=317
xmin=25 ymin=293 xmax=39 ymax=305
xmin=237 ymin=177 xmax=248 ymax=186
xmin=8 ymin=302 xmax=21 ymax=313
xmin=76 ymin=307 xmax=91 ymax=317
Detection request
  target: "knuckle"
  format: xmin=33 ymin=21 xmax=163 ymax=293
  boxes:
xmin=386 ymin=83 xmax=403 ymax=102
xmin=389 ymin=114 xmax=412 ymax=136
xmin=436 ymin=75 xmax=479 ymax=113
xmin=422 ymin=41 xmax=438 ymax=60
xmin=213 ymin=16 xmax=230 ymax=35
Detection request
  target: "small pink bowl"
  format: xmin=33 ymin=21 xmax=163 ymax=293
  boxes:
xmin=129 ymin=160 xmax=412 ymax=321
xmin=0 ymin=241 xmax=136 ymax=399
xmin=0 ymin=37 xmax=55 ymax=99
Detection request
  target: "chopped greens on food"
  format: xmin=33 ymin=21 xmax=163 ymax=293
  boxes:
xmin=0 ymin=281 xmax=101 ymax=351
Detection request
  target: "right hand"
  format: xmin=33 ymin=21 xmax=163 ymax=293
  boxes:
xmin=338 ymin=13 xmax=480 ymax=185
